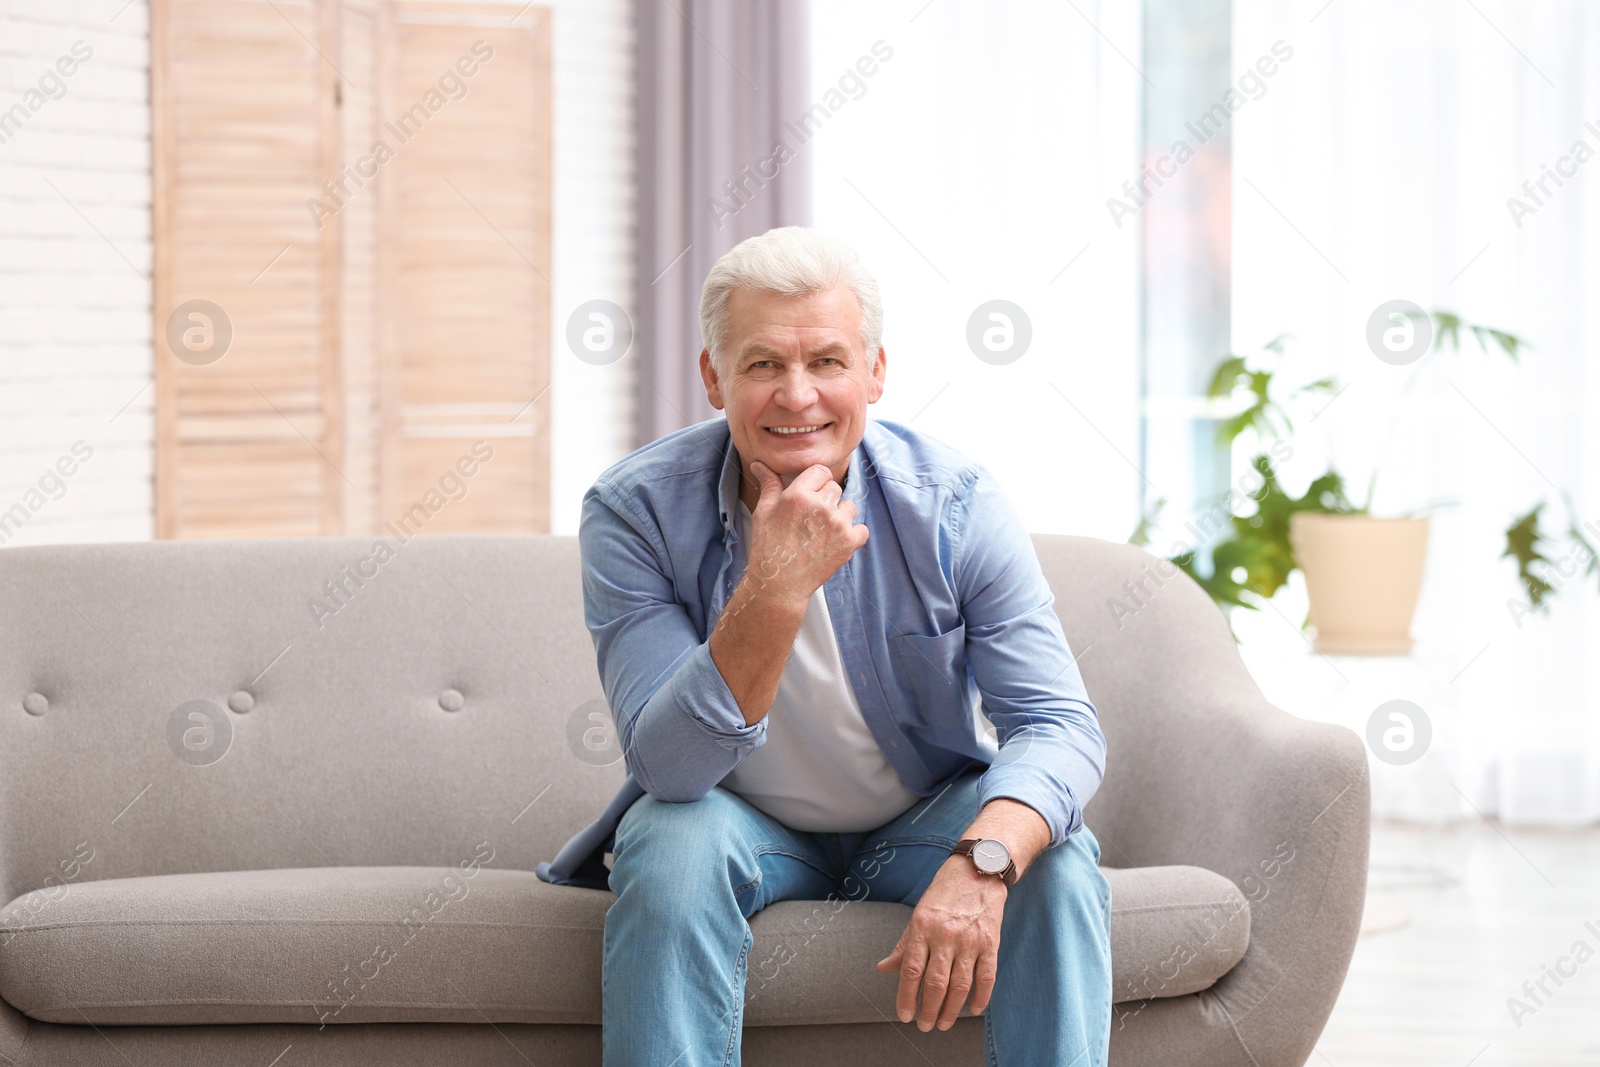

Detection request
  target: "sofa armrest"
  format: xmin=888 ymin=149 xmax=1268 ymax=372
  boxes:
xmin=1088 ymin=692 xmax=1370 ymax=1067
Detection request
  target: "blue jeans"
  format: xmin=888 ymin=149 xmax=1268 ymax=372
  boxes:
xmin=602 ymin=767 xmax=1112 ymax=1066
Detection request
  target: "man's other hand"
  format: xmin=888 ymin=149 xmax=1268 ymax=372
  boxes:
xmin=875 ymin=856 xmax=1006 ymax=1032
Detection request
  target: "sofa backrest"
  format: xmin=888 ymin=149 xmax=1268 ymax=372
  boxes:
xmin=0 ymin=532 xmax=1257 ymax=905
xmin=1 ymin=535 xmax=617 ymax=907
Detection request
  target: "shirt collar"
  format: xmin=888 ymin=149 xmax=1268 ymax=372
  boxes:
xmin=717 ymin=422 xmax=869 ymax=534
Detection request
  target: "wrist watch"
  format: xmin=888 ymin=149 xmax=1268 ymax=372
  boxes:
xmin=950 ymin=838 xmax=1018 ymax=887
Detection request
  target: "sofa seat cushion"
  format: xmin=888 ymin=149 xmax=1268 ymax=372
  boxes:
xmin=0 ymin=863 xmax=1247 ymax=1027
xmin=0 ymin=866 xmax=608 ymax=1027
xmin=1099 ymin=864 xmax=1252 ymax=1002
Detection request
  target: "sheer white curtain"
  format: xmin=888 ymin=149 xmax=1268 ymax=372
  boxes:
xmin=1230 ymin=0 xmax=1600 ymax=823
xmin=807 ymin=0 xmax=1143 ymax=544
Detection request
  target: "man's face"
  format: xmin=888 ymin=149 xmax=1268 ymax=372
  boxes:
xmin=700 ymin=284 xmax=886 ymax=510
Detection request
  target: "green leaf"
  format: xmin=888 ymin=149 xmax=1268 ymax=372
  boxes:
xmin=1432 ymin=310 xmax=1463 ymax=352
xmin=1425 ymin=309 xmax=1526 ymax=362
xmin=1293 ymin=376 xmax=1338 ymax=397
xmin=1483 ymin=327 xmax=1522 ymax=363
xmin=1561 ymin=490 xmax=1600 ymax=595
xmin=1502 ymin=503 xmax=1557 ymax=613
xmin=1206 ymin=355 xmax=1251 ymax=399
xmin=1209 ymin=357 xmax=1292 ymax=448
xmin=1156 ymin=452 xmax=1359 ymax=626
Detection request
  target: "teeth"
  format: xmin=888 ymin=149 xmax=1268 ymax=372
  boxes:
xmin=769 ymin=424 xmax=824 ymax=434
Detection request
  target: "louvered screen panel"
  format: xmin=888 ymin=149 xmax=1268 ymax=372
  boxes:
xmin=152 ymin=0 xmax=344 ymax=538
xmin=376 ymin=1 xmax=551 ymax=534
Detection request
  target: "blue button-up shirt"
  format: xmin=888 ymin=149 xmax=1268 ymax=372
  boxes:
xmin=535 ymin=415 xmax=1105 ymax=889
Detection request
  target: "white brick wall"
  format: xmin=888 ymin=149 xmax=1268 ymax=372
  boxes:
xmin=0 ymin=0 xmax=154 ymax=549
xmin=0 ymin=0 xmax=637 ymax=544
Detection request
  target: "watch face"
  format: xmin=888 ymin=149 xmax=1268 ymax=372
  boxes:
xmin=972 ymin=838 xmax=1010 ymax=874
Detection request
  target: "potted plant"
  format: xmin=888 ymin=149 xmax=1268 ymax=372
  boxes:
xmin=1130 ymin=312 xmax=1592 ymax=648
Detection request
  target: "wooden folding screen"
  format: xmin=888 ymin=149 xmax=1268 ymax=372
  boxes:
xmin=150 ymin=0 xmax=551 ymax=538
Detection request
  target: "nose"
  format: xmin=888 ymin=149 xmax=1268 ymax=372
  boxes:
xmin=774 ymin=364 xmax=819 ymax=409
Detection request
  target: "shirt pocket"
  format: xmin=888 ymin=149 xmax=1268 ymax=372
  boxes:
xmin=888 ymin=623 xmax=970 ymax=735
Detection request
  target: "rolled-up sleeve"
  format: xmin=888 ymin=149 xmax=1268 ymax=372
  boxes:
xmin=580 ymin=481 xmax=766 ymax=801
xmin=954 ymin=465 xmax=1106 ymax=847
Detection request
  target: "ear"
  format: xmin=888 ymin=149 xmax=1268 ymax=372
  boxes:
xmin=700 ymin=348 xmax=725 ymax=410
xmin=867 ymin=346 xmax=886 ymax=403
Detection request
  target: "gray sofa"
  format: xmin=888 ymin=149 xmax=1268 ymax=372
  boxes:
xmin=0 ymin=533 xmax=1369 ymax=1065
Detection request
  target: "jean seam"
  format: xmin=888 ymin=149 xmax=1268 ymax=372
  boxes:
xmin=721 ymin=924 xmax=752 ymax=1067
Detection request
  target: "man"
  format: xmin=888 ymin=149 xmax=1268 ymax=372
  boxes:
xmin=536 ymin=227 xmax=1111 ymax=1065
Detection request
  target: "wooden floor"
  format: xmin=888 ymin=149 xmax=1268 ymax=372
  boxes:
xmin=1313 ymin=818 xmax=1600 ymax=1065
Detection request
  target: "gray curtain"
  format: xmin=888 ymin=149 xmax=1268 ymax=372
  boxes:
xmin=634 ymin=0 xmax=813 ymax=448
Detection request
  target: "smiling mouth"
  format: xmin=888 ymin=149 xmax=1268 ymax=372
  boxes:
xmin=765 ymin=422 xmax=832 ymax=437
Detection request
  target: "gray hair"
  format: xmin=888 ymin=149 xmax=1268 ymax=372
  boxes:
xmin=699 ymin=226 xmax=883 ymax=374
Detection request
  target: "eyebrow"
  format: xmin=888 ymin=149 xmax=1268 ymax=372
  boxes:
xmin=739 ymin=341 xmax=850 ymax=364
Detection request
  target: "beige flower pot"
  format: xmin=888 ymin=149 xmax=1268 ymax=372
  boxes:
xmin=1288 ymin=512 xmax=1429 ymax=655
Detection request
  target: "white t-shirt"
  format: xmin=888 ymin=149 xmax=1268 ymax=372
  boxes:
xmin=718 ymin=497 xmax=924 ymax=832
